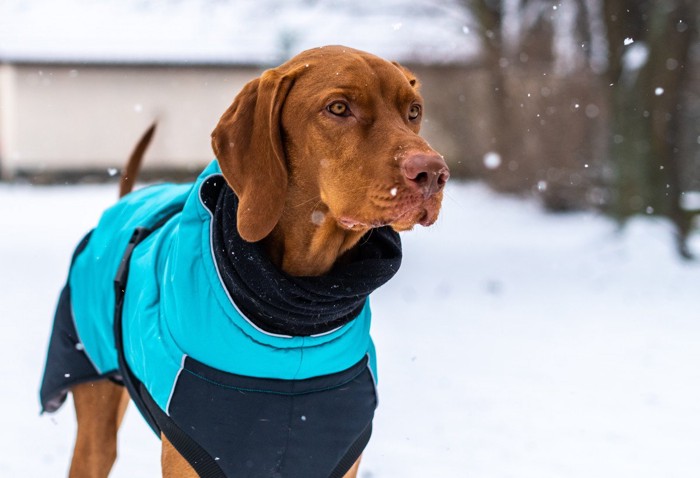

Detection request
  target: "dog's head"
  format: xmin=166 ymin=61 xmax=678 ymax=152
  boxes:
xmin=212 ymin=45 xmax=449 ymax=243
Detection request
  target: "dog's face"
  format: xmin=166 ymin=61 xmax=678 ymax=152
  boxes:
xmin=212 ymin=45 xmax=449 ymax=243
xmin=280 ymin=47 xmax=448 ymax=233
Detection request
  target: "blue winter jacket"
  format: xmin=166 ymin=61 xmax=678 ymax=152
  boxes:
xmin=69 ymin=160 xmax=377 ymax=413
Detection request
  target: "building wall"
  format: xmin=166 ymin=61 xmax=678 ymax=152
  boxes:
xmin=0 ymin=62 xmax=474 ymax=182
xmin=0 ymin=64 xmax=19 ymax=173
xmin=0 ymin=63 xmax=262 ymax=178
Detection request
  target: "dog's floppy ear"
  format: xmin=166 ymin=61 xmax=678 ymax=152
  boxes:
xmin=211 ymin=68 xmax=296 ymax=242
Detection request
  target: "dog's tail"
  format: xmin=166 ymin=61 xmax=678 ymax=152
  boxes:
xmin=119 ymin=122 xmax=157 ymax=198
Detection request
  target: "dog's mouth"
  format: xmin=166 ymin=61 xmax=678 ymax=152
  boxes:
xmin=336 ymin=189 xmax=442 ymax=231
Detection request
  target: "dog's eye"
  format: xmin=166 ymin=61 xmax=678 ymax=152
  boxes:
xmin=408 ymin=104 xmax=421 ymax=120
xmin=328 ymin=102 xmax=350 ymax=116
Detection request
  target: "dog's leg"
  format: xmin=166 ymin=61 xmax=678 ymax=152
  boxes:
xmin=342 ymin=456 xmax=362 ymax=478
xmin=161 ymin=435 xmax=198 ymax=478
xmin=69 ymin=380 xmax=129 ymax=478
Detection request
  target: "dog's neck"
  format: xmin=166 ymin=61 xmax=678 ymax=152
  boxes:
xmin=265 ymin=202 xmax=368 ymax=277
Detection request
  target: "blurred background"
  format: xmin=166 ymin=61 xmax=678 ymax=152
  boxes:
xmin=1 ymin=0 xmax=698 ymax=257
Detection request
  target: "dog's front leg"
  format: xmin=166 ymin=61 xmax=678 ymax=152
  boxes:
xmin=161 ymin=435 xmax=198 ymax=478
xmin=69 ymin=380 xmax=129 ymax=478
xmin=342 ymin=456 xmax=362 ymax=478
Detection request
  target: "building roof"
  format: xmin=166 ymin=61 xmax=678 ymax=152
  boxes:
xmin=0 ymin=0 xmax=478 ymax=66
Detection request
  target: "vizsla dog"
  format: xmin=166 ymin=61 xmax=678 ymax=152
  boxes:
xmin=40 ymin=45 xmax=449 ymax=478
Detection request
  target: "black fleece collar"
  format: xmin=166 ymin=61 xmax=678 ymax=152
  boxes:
xmin=200 ymin=175 xmax=402 ymax=337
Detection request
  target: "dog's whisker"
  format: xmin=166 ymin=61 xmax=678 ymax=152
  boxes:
xmin=291 ymin=196 xmax=323 ymax=209
xmin=442 ymin=188 xmax=461 ymax=206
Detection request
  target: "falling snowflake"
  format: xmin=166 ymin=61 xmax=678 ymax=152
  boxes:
xmin=483 ymin=152 xmax=502 ymax=170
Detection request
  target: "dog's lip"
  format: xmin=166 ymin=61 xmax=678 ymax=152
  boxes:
xmin=338 ymin=217 xmax=366 ymax=229
xmin=337 ymin=216 xmax=387 ymax=229
xmin=417 ymin=210 xmax=431 ymax=226
xmin=337 ymin=206 xmax=416 ymax=231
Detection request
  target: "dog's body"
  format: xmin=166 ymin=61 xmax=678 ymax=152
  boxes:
xmin=40 ymin=46 xmax=448 ymax=477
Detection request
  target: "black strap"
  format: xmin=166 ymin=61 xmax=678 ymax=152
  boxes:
xmin=140 ymin=383 xmax=226 ymax=478
xmin=113 ymin=212 xmax=225 ymax=477
xmin=113 ymin=226 xmax=161 ymax=435
xmin=329 ymin=422 xmax=373 ymax=478
xmin=113 ymin=209 xmax=185 ymax=429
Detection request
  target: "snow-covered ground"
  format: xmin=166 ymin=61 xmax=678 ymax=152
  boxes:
xmin=1 ymin=181 xmax=699 ymax=477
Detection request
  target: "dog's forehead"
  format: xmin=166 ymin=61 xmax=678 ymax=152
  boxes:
xmin=284 ymin=46 xmax=414 ymax=94
xmin=289 ymin=45 xmax=384 ymax=68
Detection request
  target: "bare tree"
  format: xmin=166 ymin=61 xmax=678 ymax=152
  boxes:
xmin=457 ymin=0 xmax=698 ymax=258
xmin=603 ymin=0 xmax=698 ymax=258
xmin=459 ymin=0 xmax=556 ymax=189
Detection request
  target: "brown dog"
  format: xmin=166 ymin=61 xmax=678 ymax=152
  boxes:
xmin=54 ymin=45 xmax=448 ymax=477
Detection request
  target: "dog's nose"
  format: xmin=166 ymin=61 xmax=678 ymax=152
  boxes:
xmin=402 ymin=153 xmax=450 ymax=198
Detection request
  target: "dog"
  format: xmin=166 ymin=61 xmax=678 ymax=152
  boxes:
xmin=40 ymin=45 xmax=449 ymax=478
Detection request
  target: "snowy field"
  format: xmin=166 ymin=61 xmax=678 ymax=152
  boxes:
xmin=1 ymin=181 xmax=699 ymax=477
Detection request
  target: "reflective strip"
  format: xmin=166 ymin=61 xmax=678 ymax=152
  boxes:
xmin=166 ymin=354 xmax=187 ymax=416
